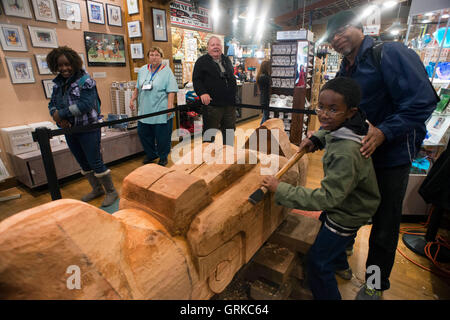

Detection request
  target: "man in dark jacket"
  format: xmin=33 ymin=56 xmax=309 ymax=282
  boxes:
xmin=193 ymin=36 xmax=237 ymax=146
xmin=326 ymin=10 xmax=438 ymax=299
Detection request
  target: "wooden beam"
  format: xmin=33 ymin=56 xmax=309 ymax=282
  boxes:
xmin=274 ymin=0 xmax=344 ymax=26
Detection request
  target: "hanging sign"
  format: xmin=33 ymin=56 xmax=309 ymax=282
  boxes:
xmin=170 ymin=1 xmax=212 ymax=32
xmin=363 ymin=6 xmax=381 ymax=36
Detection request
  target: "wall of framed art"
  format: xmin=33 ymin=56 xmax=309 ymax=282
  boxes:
xmin=0 ymin=0 xmax=130 ymax=175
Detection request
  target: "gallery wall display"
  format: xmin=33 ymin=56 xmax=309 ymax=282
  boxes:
xmin=31 ymin=0 xmax=58 ymax=23
xmin=1 ymin=0 xmax=33 ymax=19
xmin=126 ymin=0 xmax=139 ymax=15
xmin=152 ymin=8 xmax=168 ymax=42
xmin=42 ymin=79 xmax=55 ymax=98
xmin=84 ymin=31 xmax=126 ymax=67
xmin=86 ymin=0 xmax=105 ymax=25
xmin=28 ymin=26 xmax=58 ymax=48
xmin=106 ymin=3 xmax=122 ymax=27
xmin=0 ymin=23 xmax=28 ymax=51
xmin=56 ymin=0 xmax=81 ymax=22
xmin=5 ymin=57 xmax=35 ymax=84
xmin=130 ymin=43 xmax=143 ymax=59
xmin=34 ymin=53 xmax=52 ymax=75
xmin=127 ymin=21 xmax=141 ymax=38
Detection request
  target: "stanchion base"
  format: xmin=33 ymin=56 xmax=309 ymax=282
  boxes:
xmin=402 ymin=234 xmax=450 ymax=263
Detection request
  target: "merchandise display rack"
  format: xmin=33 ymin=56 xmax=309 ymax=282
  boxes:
xmin=270 ymin=37 xmax=315 ymax=145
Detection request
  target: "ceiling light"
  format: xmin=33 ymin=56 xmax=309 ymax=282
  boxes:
xmin=383 ymin=1 xmax=397 ymax=9
xmin=362 ymin=5 xmax=377 ymax=18
xmin=232 ymin=17 xmax=238 ymax=24
xmin=390 ymin=29 xmax=399 ymax=35
xmin=442 ymin=14 xmax=449 ymax=19
xmin=424 ymin=12 xmax=434 ymax=16
xmin=422 ymin=19 xmax=431 ymax=23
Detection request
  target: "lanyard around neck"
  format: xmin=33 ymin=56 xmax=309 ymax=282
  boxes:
xmin=147 ymin=63 xmax=163 ymax=81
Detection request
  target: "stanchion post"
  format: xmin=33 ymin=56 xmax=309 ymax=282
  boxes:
xmin=33 ymin=127 xmax=62 ymax=200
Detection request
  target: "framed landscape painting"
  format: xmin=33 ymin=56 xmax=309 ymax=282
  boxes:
xmin=5 ymin=57 xmax=35 ymax=84
xmin=31 ymin=0 xmax=57 ymax=23
xmin=84 ymin=32 xmax=126 ymax=67
xmin=0 ymin=23 xmax=28 ymax=51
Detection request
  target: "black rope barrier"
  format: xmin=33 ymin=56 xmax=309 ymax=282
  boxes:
xmin=32 ymin=103 xmax=317 ymax=200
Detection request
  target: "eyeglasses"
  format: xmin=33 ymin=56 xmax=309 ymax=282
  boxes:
xmin=329 ymin=24 xmax=351 ymax=41
xmin=314 ymin=106 xmax=346 ymax=116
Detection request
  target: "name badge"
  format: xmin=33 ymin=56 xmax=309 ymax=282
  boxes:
xmin=142 ymin=82 xmax=153 ymax=90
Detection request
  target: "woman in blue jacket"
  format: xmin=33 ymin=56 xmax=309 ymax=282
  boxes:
xmin=46 ymin=46 xmax=118 ymax=207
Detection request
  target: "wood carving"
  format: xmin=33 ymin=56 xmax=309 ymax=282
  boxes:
xmin=0 ymin=120 xmax=309 ymax=299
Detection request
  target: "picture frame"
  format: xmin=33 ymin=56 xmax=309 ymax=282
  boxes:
xmin=31 ymin=0 xmax=57 ymax=23
xmin=86 ymin=0 xmax=104 ymax=25
xmin=127 ymin=21 xmax=141 ymax=38
xmin=56 ymin=0 xmax=81 ymax=22
xmin=126 ymin=0 xmax=138 ymax=15
xmin=1 ymin=0 xmax=33 ymax=19
xmin=106 ymin=4 xmax=122 ymax=27
xmin=130 ymin=43 xmax=143 ymax=59
xmin=151 ymin=8 xmax=168 ymax=42
xmin=5 ymin=57 xmax=35 ymax=84
xmin=28 ymin=26 xmax=58 ymax=48
xmin=0 ymin=23 xmax=28 ymax=51
xmin=84 ymin=31 xmax=126 ymax=67
xmin=78 ymin=52 xmax=85 ymax=69
xmin=42 ymin=79 xmax=55 ymax=99
xmin=35 ymin=54 xmax=52 ymax=75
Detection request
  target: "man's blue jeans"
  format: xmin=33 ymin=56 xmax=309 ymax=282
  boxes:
xmin=65 ymin=129 xmax=107 ymax=174
xmin=137 ymin=120 xmax=173 ymax=161
xmin=307 ymin=216 xmax=354 ymax=300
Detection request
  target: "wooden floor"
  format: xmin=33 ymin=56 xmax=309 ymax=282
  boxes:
xmin=0 ymin=116 xmax=449 ymax=300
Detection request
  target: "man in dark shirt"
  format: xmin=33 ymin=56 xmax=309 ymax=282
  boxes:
xmin=325 ymin=10 xmax=438 ymax=299
xmin=193 ymin=36 xmax=237 ymax=146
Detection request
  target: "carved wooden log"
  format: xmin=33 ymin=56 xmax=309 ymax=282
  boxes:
xmin=0 ymin=120 xmax=308 ymax=299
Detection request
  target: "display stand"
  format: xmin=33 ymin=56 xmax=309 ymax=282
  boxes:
xmin=270 ymin=31 xmax=315 ymax=145
xmin=0 ymin=153 xmax=21 ymax=202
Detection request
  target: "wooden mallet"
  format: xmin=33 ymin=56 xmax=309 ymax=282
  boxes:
xmin=248 ymin=149 xmax=307 ymax=205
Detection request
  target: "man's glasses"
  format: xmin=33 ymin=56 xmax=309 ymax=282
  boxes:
xmin=329 ymin=24 xmax=351 ymax=41
xmin=314 ymin=106 xmax=346 ymax=116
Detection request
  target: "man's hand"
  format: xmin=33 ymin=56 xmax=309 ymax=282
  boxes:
xmin=58 ymin=119 xmax=71 ymax=129
xmin=200 ymin=94 xmax=211 ymax=106
xmin=52 ymin=110 xmax=62 ymax=123
xmin=129 ymin=100 xmax=135 ymax=111
xmin=360 ymin=123 xmax=385 ymax=158
xmin=262 ymin=175 xmax=280 ymax=193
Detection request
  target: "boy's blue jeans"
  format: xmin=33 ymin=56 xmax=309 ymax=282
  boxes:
xmin=65 ymin=129 xmax=107 ymax=174
xmin=307 ymin=213 xmax=354 ymax=300
xmin=137 ymin=120 xmax=173 ymax=161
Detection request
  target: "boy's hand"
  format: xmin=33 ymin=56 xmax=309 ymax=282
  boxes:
xmin=262 ymin=176 xmax=280 ymax=193
xmin=299 ymin=138 xmax=315 ymax=153
xmin=361 ymin=123 xmax=385 ymax=158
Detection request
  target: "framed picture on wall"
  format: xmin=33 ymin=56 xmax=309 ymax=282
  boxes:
xmin=0 ymin=23 xmax=28 ymax=51
xmin=28 ymin=26 xmax=58 ymax=48
xmin=106 ymin=4 xmax=122 ymax=27
xmin=56 ymin=0 xmax=81 ymax=22
xmin=151 ymin=8 xmax=168 ymax=42
xmin=31 ymin=0 xmax=58 ymax=23
xmin=35 ymin=54 xmax=52 ymax=75
xmin=84 ymin=31 xmax=126 ymax=67
xmin=127 ymin=21 xmax=141 ymax=38
xmin=1 ymin=0 xmax=33 ymax=19
xmin=5 ymin=57 xmax=35 ymax=84
xmin=126 ymin=0 xmax=138 ymax=15
xmin=86 ymin=0 xmax=105 ymax=24
xmin=130 ymin=43 xmax=144 ymax=59
xmin=42 ymin=79 xmax=55 ymax=99
xmin=78 ymin=52 xmax=86 ymax=69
